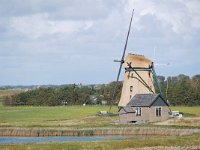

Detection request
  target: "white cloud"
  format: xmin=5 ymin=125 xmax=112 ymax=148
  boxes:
xmin=0 ymin=0 xmax=200 ymax=85
xmin=9 ymin=13 xmax=93 ymax=39
xmin=185 ymin=0 xmax=200 ymax=29
xmin=127 ymin=0 xmax=200 ymax=35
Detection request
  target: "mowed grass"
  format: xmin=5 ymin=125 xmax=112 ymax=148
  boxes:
xmin=0 ymin=103 xmax=118 ymax=128
xmin=170 ymin=106 xmax=200 ymax=117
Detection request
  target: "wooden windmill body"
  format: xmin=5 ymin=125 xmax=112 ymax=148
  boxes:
xmin=118 ymin=54 xmax=155 ymax=107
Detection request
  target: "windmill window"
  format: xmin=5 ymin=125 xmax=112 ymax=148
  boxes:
xmin=130 ymin=86 xmax=133 ymax=92
xmin=136 ymin=107 xmax=142 ymax=116
xmin=130 ymin=95 xmax=132 ymax=99
xmin=156 ymin=107 xmax=162 ymax=117
xmin=131 ymin=73 xmax=134 ymax=77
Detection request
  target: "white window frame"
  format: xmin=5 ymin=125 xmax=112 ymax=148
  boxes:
xmin=136 ymin=107 xmax=142 ymax=116
xmin=156 ymin=107 xmax=162 ymax=117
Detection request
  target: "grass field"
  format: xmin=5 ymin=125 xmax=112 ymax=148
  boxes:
xmin=0 ymin=103 xmax=119 ymax=128
xmin=0 ymin=102 xmax=200 ymax=128
xmin=0 ymin=90 xmax=199 ymax=128
xmin=171 ymin=106 xmax=200 ymax=116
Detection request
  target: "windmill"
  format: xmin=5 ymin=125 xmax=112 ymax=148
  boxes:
xmin=109 ymin=9 xmax=165 ymax=112
xmin=105 ymin=10 xmax=171 ymax=124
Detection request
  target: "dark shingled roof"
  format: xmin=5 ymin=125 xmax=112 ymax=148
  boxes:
xmin=119 ymin=106 xmax=135 ymax=113
xmin=127 ymin=94 xmax=160 ymax=107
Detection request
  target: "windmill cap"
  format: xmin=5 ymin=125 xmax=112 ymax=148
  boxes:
xmin=124 ymin=53 xmax=153 ymax=68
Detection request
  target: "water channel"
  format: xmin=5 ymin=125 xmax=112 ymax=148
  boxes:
xmin=0 ymin=136 xmax=141 ymax=144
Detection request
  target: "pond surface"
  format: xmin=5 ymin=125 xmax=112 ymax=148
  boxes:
xmin=0 ymin=136 xmax=139 ymax=144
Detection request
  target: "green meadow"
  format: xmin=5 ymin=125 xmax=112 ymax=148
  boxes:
xmin=0 ymin=102 xmax=200 ymax=128
xmin=0 ymin=103 xmax=119 ymax=128
xmin=170 ymin=106 xmax=200 ymax=117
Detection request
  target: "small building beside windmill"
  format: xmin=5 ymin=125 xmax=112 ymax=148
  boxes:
xmin=119 ymin=93 xmax=170 ymax=124
xmin=118 ymin=53 xmax=170 ymax=124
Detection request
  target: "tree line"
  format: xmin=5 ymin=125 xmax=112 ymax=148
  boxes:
xmin=158 ymin=74 xmax=200 ymax=106
xmin=3 ymin=82 xmax=122 ymax=106
xmin=2 ymin=74 xmax=200 ymax=106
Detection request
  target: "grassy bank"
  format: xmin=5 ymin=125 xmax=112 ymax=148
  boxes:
xmin=1 ymin=127 xmax=199 ymax=137
xmin=0 ymin=134 xmax=200 ymax=150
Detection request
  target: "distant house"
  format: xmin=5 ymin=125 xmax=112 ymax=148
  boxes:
xmin=89 ymin=95 xmax=107 ymax=105
xmin=119 ymin=94 xmax=170 ymax=124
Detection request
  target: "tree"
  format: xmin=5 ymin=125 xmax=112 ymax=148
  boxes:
xmin=2 ymin=74 xmax=200 ymax=106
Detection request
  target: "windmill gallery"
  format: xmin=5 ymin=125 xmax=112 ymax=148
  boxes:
xmin=112 ymin=10 xmax=170 ymax=124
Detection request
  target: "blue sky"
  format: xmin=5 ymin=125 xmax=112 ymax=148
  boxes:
xmin=0 ymin=0 xmax=200 ymax=85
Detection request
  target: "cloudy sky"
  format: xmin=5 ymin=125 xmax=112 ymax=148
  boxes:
xmin=0 ymin=0 xmax=200 ymax=85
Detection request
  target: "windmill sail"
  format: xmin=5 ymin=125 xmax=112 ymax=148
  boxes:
xmin=108 ymin=9 xmax=134 ymax=112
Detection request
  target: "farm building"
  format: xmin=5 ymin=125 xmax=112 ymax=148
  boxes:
xmin=119 ymin=93 xmax=170 ymax=124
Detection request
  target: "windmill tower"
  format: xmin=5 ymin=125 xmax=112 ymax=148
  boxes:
xmin=118 ymin=54 xmax=156 ymax=107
